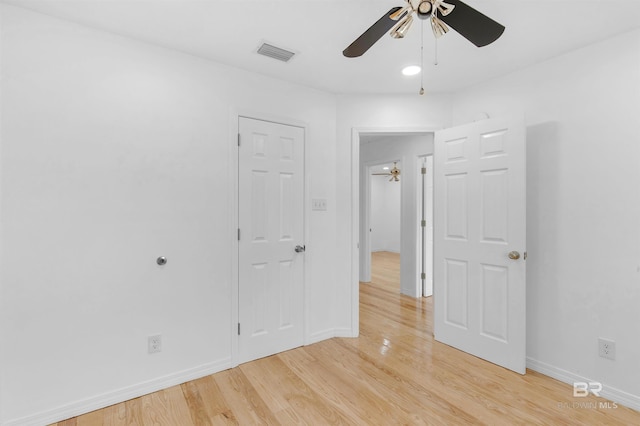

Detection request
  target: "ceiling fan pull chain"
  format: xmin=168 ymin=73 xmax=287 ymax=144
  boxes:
xmin=420 ymin=20 xmax=425 ymax=95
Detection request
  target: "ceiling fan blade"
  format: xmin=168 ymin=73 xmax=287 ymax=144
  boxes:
xmin=372 ymin=173 xmax=391 ymax=175
xmin=343 ymin=7 xmax=404 ymax=58
xmin=438 ymin=0 xmax=505 ymax=47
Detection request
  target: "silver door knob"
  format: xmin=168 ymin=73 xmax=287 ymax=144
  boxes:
xmin=295 ymin=245 xmax=306 ymax=253
xmin=508 ymin=251 xmax=520 ymax=260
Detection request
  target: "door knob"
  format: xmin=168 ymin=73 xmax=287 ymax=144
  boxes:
xmin=508 ymin=251 xmax=520 ymax=260
xmin=295 ymin=245 xmax=306 ymax=253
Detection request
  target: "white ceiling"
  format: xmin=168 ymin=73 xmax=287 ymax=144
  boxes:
xmin=5 ymin=0 xmax=640 ymax=94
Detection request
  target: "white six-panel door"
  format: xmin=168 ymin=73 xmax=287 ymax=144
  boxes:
xmin=238 ymin=117 xmax=305 ymax=364
xmin=434 ymin=117 xmax=526 ymax=374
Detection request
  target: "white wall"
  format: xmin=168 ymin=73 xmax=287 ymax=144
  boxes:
xmin=0 ymin=5 xmax=344 ymax=424
xmin=451 ymin=29 xmax=640 ymax=408
xmin=370 ymin=172 xmax=401 ymax=253
xmin=359 ymin=135 xmax=435 ymax=296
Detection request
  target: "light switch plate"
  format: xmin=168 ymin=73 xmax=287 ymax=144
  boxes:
xmin=312 ymin=199 xmax=327 ymax=211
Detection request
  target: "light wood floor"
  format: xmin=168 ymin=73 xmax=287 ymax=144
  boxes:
xmin=53 ymin=251 xmax=639 ymax=425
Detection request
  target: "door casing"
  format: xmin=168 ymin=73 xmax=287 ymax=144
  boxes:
xmin=351 ymin=126 xmax=441 ymax=335
xmin=230 ymin=111 xmax=310 ymax=367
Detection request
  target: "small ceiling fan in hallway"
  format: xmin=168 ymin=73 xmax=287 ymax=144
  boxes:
xmin=343 ymin=0 xmax=505 ymax=58
xmin=372 ymin=162 xmax=401 ymax=182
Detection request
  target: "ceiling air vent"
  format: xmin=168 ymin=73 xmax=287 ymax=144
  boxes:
xmin=256 ymin=43 xmax=296 ymax=63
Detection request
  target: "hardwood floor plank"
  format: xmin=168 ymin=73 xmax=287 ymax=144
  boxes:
xmin=51 ymin=251 xmax=640 ymax=425
xmin=241 ymin=354 xmax=351 ymax=425
xmin=103 ymin=403 xmax=127 ymax=426
xmin=181 ymin=379 xmax=214 ymax=426
xmin=183 ymin=374 xmax=237 ymax=424
xmin=280 ymin=345 xmax=409 ymax=424
xmin=75 ymin=410 xmax=103 ymax=426
xmin=124 ymin=397 xmax=144 ymax=426
xmin=139 ymin=386 xmax=195 ymax=426
xmin=212 ymin=368 xmax=278 ymax=425
xmin=305 ymin=338 xmax=480 ymax=425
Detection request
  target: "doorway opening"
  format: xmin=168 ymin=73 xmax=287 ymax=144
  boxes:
xmin=357 ymin=131 xmax=434 ymax=298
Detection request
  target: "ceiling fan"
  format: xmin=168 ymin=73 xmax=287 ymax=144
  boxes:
xmin=372 ymin=162 xmax=401 ymax=182
xmin=343 ymin=0 xmax=505 ymax=58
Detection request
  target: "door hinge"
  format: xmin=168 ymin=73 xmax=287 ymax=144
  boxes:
xmin=524 ymin=251 xmax=527 ymax=260
xmin=421 ymin=220 xmax=426 ymax=227
xmin=237 ymin=133 xmax=241 ymax=146
xmin=421 ymin=167 xmax=427 ymax=175
xmin=238 ymin=228 xmax=240 ymax=241
xmin=421 ymin=272 xmax=426 ymax=280
xmin=237 ymin=323 xmax=240 ymax=335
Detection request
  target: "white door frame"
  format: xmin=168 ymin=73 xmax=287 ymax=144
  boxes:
xmin=351 ymin=126 xmax=441 ymax=334
xmin=230 ymin=110 xmax=310 ymax=367
xmin=418 ymin=155 xmax=434 ymax=297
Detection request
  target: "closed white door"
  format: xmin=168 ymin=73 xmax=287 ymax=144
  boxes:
xmin=238 ymin=117 xmax=305 ymax=364
xmin=434 ymin=117 xmax=526 ymax=374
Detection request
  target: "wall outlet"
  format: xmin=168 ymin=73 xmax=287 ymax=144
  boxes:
xmin=598 ymin=338 xmax=615 ymax=360
xmin=148 ymin=334 xmax=162 ymax=354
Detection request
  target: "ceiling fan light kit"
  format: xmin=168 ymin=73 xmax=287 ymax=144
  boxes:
xmin=372 ymin=162 xmax=402 ymax=182
xmin=430 ymin=16 xmax=450 ymax=38
xmin=343 ymin=0 xmax=505 ymax=57
xmin=390 ymin=14 xmax=414 ymax=39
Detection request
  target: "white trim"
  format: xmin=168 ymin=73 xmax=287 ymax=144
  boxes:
xmin=4 ymin=358 xmax=232 ymax=426
xmin=237 ymin=109 xmax=308 ymax=131
xmin=332 ymin=327 xmax=356 ymax=338
xmin=350 ymin=128 xmax=360 ymax=337
xmin=305 ymin=327 xmax=354 ymax=345
xmin=360 ymin=162 xmax=371 ymax=283
xmin=415 ymin=156 xmax=423 ymax=296
xmin=527 ymin=357 xmax=640 ymax=412
xmin=228 ymin=108 xmax=240 ymax=367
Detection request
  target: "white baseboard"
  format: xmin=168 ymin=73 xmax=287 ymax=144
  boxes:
xmin=527 ymin=357 xmax=640 ymax=412
xmin=332 ymin=327 xmax=357 ymax=338
xmin=305 ymin=327 xmax=356 ymax=346
xmin=4 ymin=358 xmax=233 ymax=426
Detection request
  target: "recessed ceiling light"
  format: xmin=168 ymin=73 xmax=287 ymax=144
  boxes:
xmin=383 ymin=167 xmax=390 ymax=170
xmin=402 ymin=65 xmax=421 ymax=76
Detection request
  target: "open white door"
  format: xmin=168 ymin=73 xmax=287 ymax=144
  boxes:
xmin=238 ymin=117 xmax=305 ymax=364
xmin=434 ymin=117 xmax=526 ymax=374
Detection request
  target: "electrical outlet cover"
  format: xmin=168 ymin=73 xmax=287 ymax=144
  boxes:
xmin=148 ymin=334 xmax=162 ymax=354
xmin=598 ymin=338 xmax=615 ymax=360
